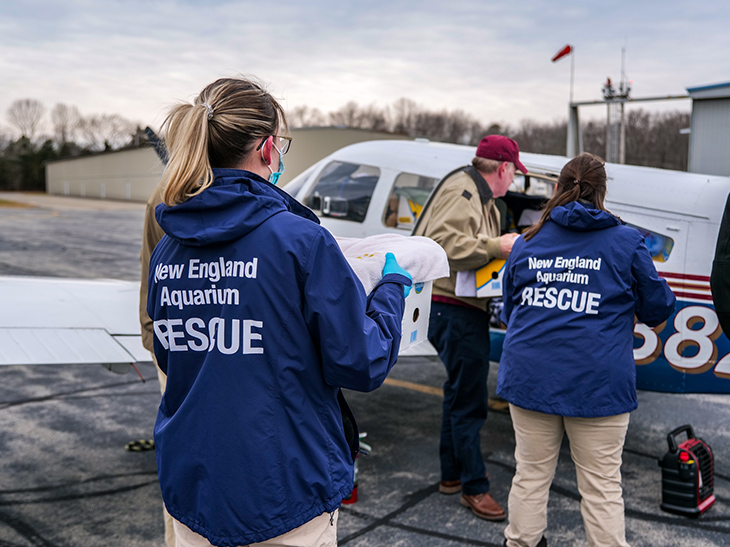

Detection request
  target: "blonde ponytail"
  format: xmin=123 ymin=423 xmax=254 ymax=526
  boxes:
xmin=159 ymin=77 xmax=287 ymax=206
xmin=161 ymin=103 xmax=214 ymax=205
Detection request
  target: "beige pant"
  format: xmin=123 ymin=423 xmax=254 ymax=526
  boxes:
xmin=173 ymin=511 xmax=338 ymax=547
xmin=505 ymin=404 xmax=631 ymax=547
xmin=154 ymin=357 xmax=176 ymax=547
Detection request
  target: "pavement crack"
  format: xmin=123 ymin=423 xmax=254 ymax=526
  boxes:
xmin=338 ymin=483 xmax=438 ymax=544
xmin=387 ymin=521 xmax=503 ymax=546
xmin=0 ymin=471 xmax=158 ymax=496
xmin=0 ymin=474 xmax=159 ymax=507
xmin=0 ymin=379 xmax=156 ymax=410
xmin=339 ymin=483 xmax=504 ymax=546
xmin=0 ymin=509 xmax=59 ymax=547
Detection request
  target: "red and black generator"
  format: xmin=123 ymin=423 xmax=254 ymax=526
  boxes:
xmin=658 ymin=424 xmax=715 ymax=517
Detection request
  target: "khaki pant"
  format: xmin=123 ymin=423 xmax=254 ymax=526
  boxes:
xmin=505 ymin=405 xmax=630 ymax=547
xmin=173 ymin=511 xmax=338 ymax=547
xmin=154 ymin=357 xmax=176 ymax=547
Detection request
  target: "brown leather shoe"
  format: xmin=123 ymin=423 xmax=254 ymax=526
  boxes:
xmin=504 ymin=537 xmax=547 ymax=547
xmin=460 ymin=492 xmax=506 ymax=521
xmin=487 ymin=397 xmax=510 ymax=413
xmin=439 ymin=472 xmax=490 ymax=495
xmin=439 ymin=479 xmax=462 ymax=494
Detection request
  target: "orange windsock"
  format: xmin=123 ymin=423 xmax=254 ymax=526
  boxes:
xmin=551 ymin=45 xmax=573 ymax=62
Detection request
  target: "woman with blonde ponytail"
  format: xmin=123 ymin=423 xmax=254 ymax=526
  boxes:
xmin=497 ymin=153 xmax=675 ymax=547
xmin=146 ymin=77 xmax=412 ymax=547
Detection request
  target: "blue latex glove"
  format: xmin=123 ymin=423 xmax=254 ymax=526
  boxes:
xmin=382 ymin=252 xmax=413 ymax=297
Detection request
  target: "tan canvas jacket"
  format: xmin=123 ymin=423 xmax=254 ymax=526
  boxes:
xmin=138 ymin=183 xmax=165 ymax=353
xmin=414 ymin=167 xmax=502 ymax=311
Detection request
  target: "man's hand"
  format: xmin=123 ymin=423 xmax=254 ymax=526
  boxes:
xmin=499 ymin=233 xmax=519 ymax=258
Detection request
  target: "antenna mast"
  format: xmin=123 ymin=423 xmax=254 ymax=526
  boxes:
xmin=602 ymin=46 xmax=631 ymax=163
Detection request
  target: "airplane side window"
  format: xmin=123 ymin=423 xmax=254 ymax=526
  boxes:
xmin=303 ymin=161 xmax=380 ymax=223
xmin=626 ymin=223 xmax=675 ymax=262
xmin=281 ymin=163 xmax=318 ymax=197
xmin=511 ymin=174 xmax=554 ymax=197
xmin=383 ymin=172 xmax=438 ymax=230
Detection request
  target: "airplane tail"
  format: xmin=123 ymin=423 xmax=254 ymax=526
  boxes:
xmin=144 ymin=126 xmax=169 ymax=165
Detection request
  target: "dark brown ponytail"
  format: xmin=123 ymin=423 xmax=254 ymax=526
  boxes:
xmin=523 ymin=153 xmax=608 ymax=241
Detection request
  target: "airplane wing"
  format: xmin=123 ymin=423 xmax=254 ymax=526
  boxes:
xmin=0 ymin=276 xmax=151 ymax=369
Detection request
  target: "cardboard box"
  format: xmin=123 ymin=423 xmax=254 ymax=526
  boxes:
xmin=475 ymin=259 xmax=506 ymax=298
xmin=399 ymin=280 xmax=432 ymax=353
xmin=454 ymin=258 xmax=507 ymax=299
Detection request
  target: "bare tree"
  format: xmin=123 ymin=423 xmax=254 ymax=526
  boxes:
xmin=655 ymin=111 xmax=690 ymax=171
xmin=79 ymin=113 xmax=136 ymax=151
xmin=389 ymin=98 xmax=419 ymax=135
xmin=51 ymin=103 xmax=82 ymax=145
xmin=288 ymin=105 xmax=327 ymax=128
xmin=325 ymin=101 xmax=384 ymax=131
xmin=6 ymin=99 xmax=46 ymax=141
xmin=286 ymin=99 xmax=691 ymax=171
xmin=510 ymin=120 xmax=568 ymax=156
xmin=358 ymin=104 xmax=389 ymax=132
xmin=414 ymin=110 xmax=462 ymax=142
xmin=0 ymin=127 xmax=10 ymax=150
xmin=388 ymin=99 xmax=487 ymax=143
xmin=290 ymin=98 xmax=485 ymax=142
xmin=328 ymin=101 xmax=363 ymax=127
xmin=443 ymin=110 xmax=477 ymax=144
xmin=625 ymin=110 xmax=689 ymax=170
xmin=582 ymin=120 xmax=607 ymax=159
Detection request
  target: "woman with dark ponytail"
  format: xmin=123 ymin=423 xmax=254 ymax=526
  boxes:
xmin=497 ymin=153 xmax=675 ymax=547
xmin=147 ymin=77 xmax=412 ymax=547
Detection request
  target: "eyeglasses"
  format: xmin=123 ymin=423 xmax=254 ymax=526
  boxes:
xmin=275 ymin=136 xmax=292 ymax=155
xmin=256 ymin=135 xmax=292 ymax=155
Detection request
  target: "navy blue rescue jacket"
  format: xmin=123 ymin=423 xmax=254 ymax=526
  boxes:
xmin=497 ymin=201 xmax=675 ymax=418
xmin=147 ymin=169 xmax=408 ymax=546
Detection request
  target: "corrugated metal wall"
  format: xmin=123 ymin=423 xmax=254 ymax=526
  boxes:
xmin=689 ymin=98 xmax=730 ymax=176
xmin=46 ymin=148 xmax=163 ymax=201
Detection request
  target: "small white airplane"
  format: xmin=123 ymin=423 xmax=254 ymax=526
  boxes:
xmin=282 ymin=139 xmax=730 ymax=394
xmin=0 ymin=276 xmax=151 ymax=378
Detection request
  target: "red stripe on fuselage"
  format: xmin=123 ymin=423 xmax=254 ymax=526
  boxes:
xmin=659 ymin=272 xmax=711 ymax=282
xmin=665 ymin=281 xmax=711 ymax=291
xmin=672 ymin=291 xmax=714 ymax=301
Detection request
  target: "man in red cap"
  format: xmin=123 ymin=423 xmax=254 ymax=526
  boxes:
xmin=413 ymin=135 xmax=526 ymax=521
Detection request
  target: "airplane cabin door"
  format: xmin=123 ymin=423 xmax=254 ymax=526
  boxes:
xmin=610 ymin=206 xmax=698 ymax=392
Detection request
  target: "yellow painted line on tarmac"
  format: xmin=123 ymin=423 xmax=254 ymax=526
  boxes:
xmin=0 ymin=199 xmax=35 ymax=208
xmin=2 ymin=210 xmax=59 ymax=221
xmin=383 ymin=377 xmax=443 ymax=397
xmin=382 ymin=378 xmax=511 ymax=413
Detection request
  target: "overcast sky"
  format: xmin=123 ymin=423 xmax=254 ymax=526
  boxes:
xmin=2 ymin=0 xmax=729 ymax=137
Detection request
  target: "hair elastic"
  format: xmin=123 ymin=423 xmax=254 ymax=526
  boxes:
xmin=202 ymin=102 xmax=214 ymax=120
xmin=573 ymin=179 xmax=581 ymax=185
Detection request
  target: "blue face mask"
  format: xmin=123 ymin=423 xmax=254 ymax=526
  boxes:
xmin=268 ymin=147 xmax=285 ymax=185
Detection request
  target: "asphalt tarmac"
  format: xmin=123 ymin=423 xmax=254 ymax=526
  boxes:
xmin=1 ymin=192 xmax=729 ymax=546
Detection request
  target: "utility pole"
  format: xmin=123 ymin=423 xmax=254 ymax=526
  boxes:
xmin=602 ymin=48 xmax=631 ymax=163
xmin=619 ymin=47 xmax=628 ymax=164
xmin=551 ymin=44 xmax=577 ymax=156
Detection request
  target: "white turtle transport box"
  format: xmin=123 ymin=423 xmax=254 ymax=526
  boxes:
xmin=336 ymin=234 xmax=449 ymax=353
xmin=400 ymin=280 xmax=433 ymax=351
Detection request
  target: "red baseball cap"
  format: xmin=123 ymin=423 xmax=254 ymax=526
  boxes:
xmin=476 ymin=135 xmax=528 ymax=174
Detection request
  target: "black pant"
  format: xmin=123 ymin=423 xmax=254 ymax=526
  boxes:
xmin=428 ymin=301 xmax=490 ymax=495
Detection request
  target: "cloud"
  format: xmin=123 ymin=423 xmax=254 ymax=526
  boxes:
xmin=1 ymin=0 xmax=729 ymax=138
